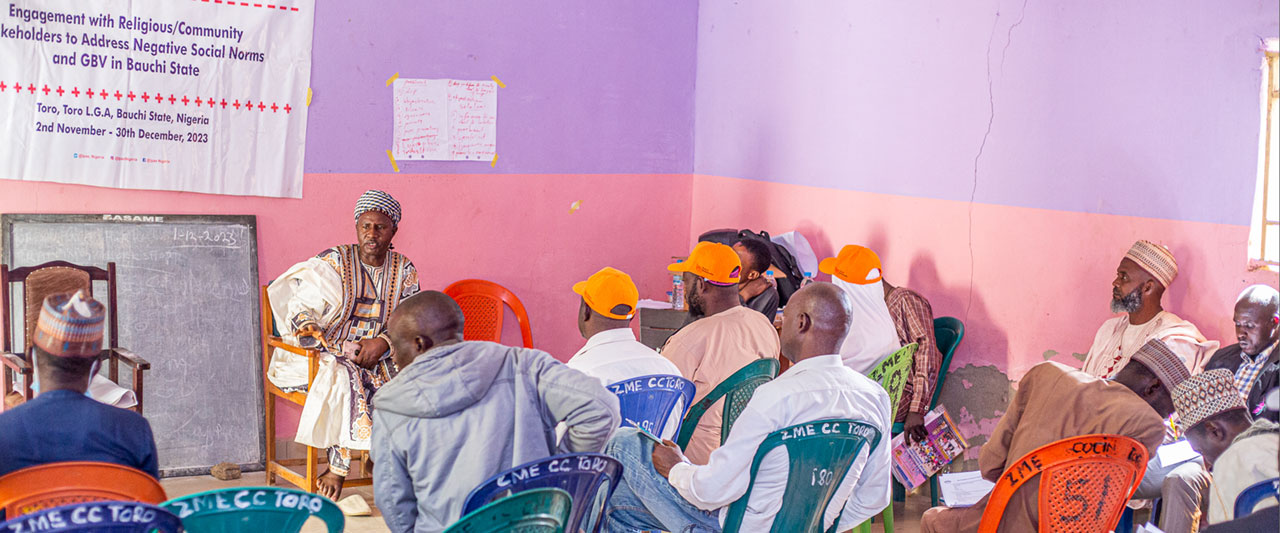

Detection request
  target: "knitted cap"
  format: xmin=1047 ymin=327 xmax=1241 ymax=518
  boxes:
xmin=1129 ymin=338 xmax=1191 ymax=391
xmin=33 ymin=290 xmax=105 ymax=358
xmin=1172 ymin=369 xmax=1247 ymax=430
xmin=1124 ymin=240 xmax=1177 ymax=288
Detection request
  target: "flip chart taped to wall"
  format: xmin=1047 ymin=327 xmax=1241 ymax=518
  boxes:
xmin=392 ymin=78 xmax=497 ymax=161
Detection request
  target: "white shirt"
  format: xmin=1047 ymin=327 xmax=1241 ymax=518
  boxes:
xmin=667 ymin=354 xmax=892 ymax=531
xmin=567 ymin=328 xmax=682 ymax=386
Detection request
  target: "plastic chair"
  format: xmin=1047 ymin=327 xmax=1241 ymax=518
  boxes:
xmin=608 ymin=374 xmax=696 ymax=440
xmin=720 ymin=419 xmax=882 ymax=533
xmin=675 ymin=358 xmax=780 ymax=450
xmin=1234 ymin=477 xmax=1279 ymax=519
xmin=161 ymin=486 xmax=344 ymax=533
xmin=977 ymin=434 xmax=1149 ymax=533
xmin=891 ymin=319 xmax=965 ymax=507
xmin=444 ymin=279 xmax=534 ymax=348
xmin=461 ymin=453 xmax=622 ymax=533
xmin=446 ymin=488 xmax=572 ymax=533
xmin=0 ymin=501 xmax=183 ymax=532
xmin=855 ymin=343 xmax=916 ymax=533
xmin=0 ymin=461 xmax=166 ymax=518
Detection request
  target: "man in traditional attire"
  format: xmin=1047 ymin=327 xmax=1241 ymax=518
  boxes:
xmin=1082 ymin=240 xmax=1218 ymax=377
xmin=1173 ymin=369 xmax=1279 ymax=525
xmin=920 ymin=338 xmax=1186 ymax=533
xmin=266 ymin=189 xmax=419 ymax=499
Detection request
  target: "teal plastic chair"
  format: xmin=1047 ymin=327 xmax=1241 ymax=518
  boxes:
xmin=162 ymin=487 xmax=344 ymax=533
xmin=675 ymin=358 xmax=780 ymax=450
xmin=889 ymin=317 xmax=966 ymax=508
xmin=445 ymin=487 xmax=572 ymax=533
xmin=721 ymin=419 xmax=881 ymax=533
xmin=855 ymin=343 xmax=916 ymax=533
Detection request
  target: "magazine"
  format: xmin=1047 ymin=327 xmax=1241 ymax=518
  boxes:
xmin=889 ymin=405 xmax=970 ymax=490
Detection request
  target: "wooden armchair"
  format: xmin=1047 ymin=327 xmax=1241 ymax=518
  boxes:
xmin=261 ymin=286 xmax=371 ymax=494
xmin=1 ymin=261 xmax=150 ymax=413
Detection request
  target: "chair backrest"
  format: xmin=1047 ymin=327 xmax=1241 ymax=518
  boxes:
xmin=161 ymin=487 xmax=344 ymax=533
xmin=443 ymin=279 xmax=534 ymax=348
xmin=676 ymin=358 xmax=781 ymax=449
xmin=0 ymin=501 xmax=183 ymax=532
xmin=461 ymin=453 xmax=622 ymax=533
xmin=446 ymin=488 xmax=572 ymax=533
xmin=930 ymin=317 xmax=965 ymax=409
xmin=866 ymin=343 xmax=918 ymax=409
xmin=0 ymin=461 xmax=166 ymax=518
xmin=608 ymin=374 xmax=696 ymax=438
xmin=1 ymin=261 xmax=118 ymax=355
xmin=977 ymin=434 xmax=1148 ymax=533
xmin=721 ymin=419 xmax=881 ymax=533
xmin=1234 ymin=477 xmax=1279 ymax=519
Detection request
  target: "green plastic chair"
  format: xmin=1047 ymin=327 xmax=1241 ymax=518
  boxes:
xmin=721 ymin=419 xmax=882 ymax=533
xmin=888 ymin=317 xmax=966 ymax=509
xmin=856 ymin=343 xmax=917 ymax=533
xmin=444 ymin=487 xmax=572 ymax=533
xmin=161 ymin=487 xmax=344 ymax=533
xmin=675 ymin=358 xmax=781 ymax=450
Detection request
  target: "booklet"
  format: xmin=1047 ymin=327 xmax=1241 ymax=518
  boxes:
xmin=889 ymin=405 xmax=970 ymax=490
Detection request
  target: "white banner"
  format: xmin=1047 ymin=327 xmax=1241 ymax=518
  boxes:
xmin=0 ymin=0 xmax=314 ymax=197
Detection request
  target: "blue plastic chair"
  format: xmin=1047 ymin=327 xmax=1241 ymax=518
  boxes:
xmin=0 ymin=501 xmax=183 ymax=532
xmin=462 ymin=453 xmax=623 ymax=533
xmin=1234 ymin=477 xmax=1279 ymax=519
xmin=162 ymin=487 xmax=343 ymax=533
xmin=608 ymin=374 xmax=695 ymax=440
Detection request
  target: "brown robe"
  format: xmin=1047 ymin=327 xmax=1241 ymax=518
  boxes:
xmin=921 ymin=361 xmax=1165 ymax=533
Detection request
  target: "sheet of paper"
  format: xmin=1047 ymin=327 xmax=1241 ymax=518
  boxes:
xmin=393 ymin=78 xmax=497 ymax=161
xmin=1156 ymin=439 xmax=1201 ymax=468
xmin=938 ymin=471 xmax=995 ymax=508
xmin=637 ymin=299 xmax=675 ymax=310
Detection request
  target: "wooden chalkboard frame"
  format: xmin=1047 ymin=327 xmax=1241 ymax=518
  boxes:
xmin=1 ymin=213 xmax=265 ymax=477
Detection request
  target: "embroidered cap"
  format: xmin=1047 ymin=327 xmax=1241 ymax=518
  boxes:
xmin=1128 ymin=338 xmax=1191 ymax=391
xmin=573 ymin=267 xmax=640 ymax=320
xmin=1124 ymin=240 xmax=1178 ymax=288
xmin=1172 ymin=369 xmax=1247 ymax=431
xmin=669 ymin=242 xmax=742 ymax=286
xmin=819 ymin=245 xmax=883 ymax=285
xmin=33 ymin=290 xmax=105 ymax=358
xmin=353 ymin=189 xmax=402 ymax=226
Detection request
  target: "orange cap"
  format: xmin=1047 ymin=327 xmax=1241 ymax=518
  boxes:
xmin=668 ymin=242 xmax=742 ymax=286
xmin=573 ymin=267 xmax=640 ymax=320
xmin=819 ymin=245 xmax=883 ymax=285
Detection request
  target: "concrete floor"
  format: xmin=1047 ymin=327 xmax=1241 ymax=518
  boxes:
xmin=161 ymin=472 xmax=930 ymax=532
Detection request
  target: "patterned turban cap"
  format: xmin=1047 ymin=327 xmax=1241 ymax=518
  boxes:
xmin=33 ymin=290 xmax=106 ymax=358
xmin=1129 ymin=338 xmax=1191 ymax=391
xmin=1173 ymin=369 xmax=1246 ymax=431
xmin=353 ymin=189 xmax=402 ymax=226
xmin=1125 ymin=240 xmax=1177 ymax=288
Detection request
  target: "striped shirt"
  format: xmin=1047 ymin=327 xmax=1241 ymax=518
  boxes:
xmin=884 ymin=287 xmax=941 ymax=420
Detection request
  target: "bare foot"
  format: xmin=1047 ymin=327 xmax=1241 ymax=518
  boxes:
xmin=316 ymin=469 xmax=346 ymax=500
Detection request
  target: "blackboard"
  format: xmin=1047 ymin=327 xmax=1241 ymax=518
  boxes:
xmin=1 ymin=214 xmax=263 ymax=477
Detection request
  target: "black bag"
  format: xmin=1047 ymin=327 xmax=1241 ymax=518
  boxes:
xmin=697 ymin=228 xmax=805 ymax=305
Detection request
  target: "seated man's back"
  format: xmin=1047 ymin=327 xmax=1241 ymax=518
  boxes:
xmin=0 ymin=390 xmax=158 ymax=479
xmin=0 ymin=290 xmax=159 ymax=480
xmin=372 ymin=330 xmax=620 ymax=532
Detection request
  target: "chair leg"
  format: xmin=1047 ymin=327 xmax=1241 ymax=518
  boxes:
xmin=930 ymin=474 xmax=940 ymax=508
xmin=881 ymin=502 xmax=894 ymax=533
xmin=305 ymin=444 xmax=318 ymax=494
xmin=265 ymin=396 xmax=277 ymax=486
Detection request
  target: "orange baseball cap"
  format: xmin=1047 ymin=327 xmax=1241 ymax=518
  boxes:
xmin=573 ymin=267 xmax=640 ymax=320
xmin=819 ymin=245 xmax=883 ymax=285
xmin=669 ymin=242 xmax=742 ymax=286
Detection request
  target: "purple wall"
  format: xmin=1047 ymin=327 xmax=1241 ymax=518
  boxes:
xmin=305 ymin=0 xmax=697 ymax=175
xmin=693 ymin=0 xmax=1279 ymax=225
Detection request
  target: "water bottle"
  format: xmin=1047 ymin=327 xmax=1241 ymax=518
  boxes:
xmin=672 ymin=274 xmax=685 ymax=310
xmin=801 ymin=271 xmax=814 ymax=288
xmin=765 ymin=270 xmax=777 ymax=288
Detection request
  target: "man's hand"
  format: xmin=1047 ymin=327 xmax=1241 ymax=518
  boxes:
xmin=353 ymin=337 xmax=389 ymax=369
xmin=651 ymin=440 xmax=686 ymax=479
xmin=903 ymin=412 xmax=929 ymax=444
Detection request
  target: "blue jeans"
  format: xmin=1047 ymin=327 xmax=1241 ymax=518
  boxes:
xmin=604 ymin=429 xmax=722 ymax=533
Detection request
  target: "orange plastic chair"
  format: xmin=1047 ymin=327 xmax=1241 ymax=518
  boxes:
xmin=978 ymin=434 xmax=1148 ymax=533
xmin=444 ymin=279 xmax=534 ymax=348
xmin=0 ymin=461 xmax=166 ymax=518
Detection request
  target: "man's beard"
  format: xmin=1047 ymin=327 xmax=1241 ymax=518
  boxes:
xmin=686 ymin=286 xmax=705 ymax=316
xmin=1110 ymin=286 xmax=1143 ymax=313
